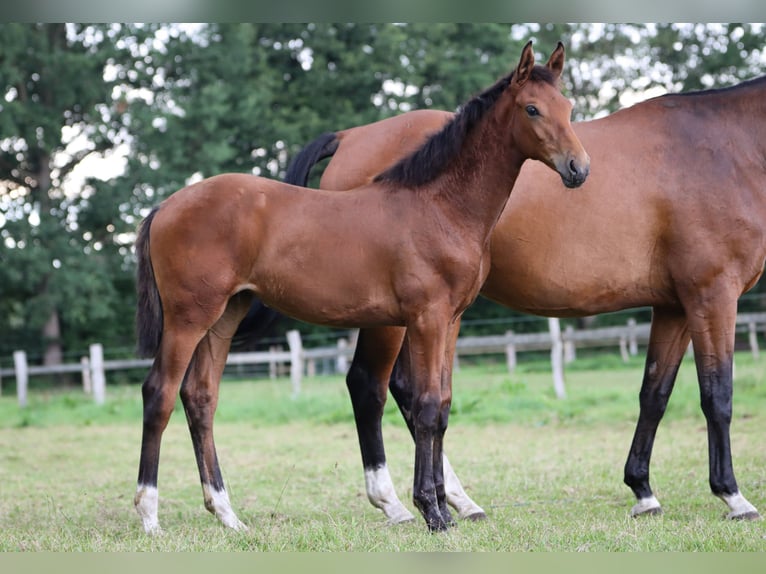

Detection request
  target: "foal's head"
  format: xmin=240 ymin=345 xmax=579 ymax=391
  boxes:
xmin=506 ymin=41 xmax=590 ymax=188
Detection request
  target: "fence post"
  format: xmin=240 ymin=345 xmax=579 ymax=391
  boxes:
xmin=268 ymin=345 xmax=282 ymax=379
xmin=81 ymin=356 xmax=92 ymax=394
xmin=336 ymin=338 xmax=349 ymax=373
xmin=13 ymin=350 xmax=28 ymax=408
xmin=748 ymin=321 xmax=759 ymax=359
xmin=627 ymin=318 xmax=638 ymax=356
xmin=563 ymin=325 xmax=576 ymax=363
xmin=548 ymin=318 xmax=566 ymax=399
xmin=89 ymin=343 xmax=106 ymax=405
xmin=306 ymin=358 xmax=317 ymax=378
xmin=286 ymin=330 xmax=303 ymax=398
xmin=505 ymin=330 xmax=516 ymax=372
xmin=619 ymin=336 xmax=630 ymax=363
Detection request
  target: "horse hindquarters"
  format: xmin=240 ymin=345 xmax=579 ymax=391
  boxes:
xmin=134 ymin=203 xmax=255 ymax=532
xmin=134 ymin=208 xmax=205 ymax=533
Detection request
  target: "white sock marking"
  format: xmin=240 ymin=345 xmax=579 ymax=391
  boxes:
xmin=135 ymin=484 xmax=161 ymax=535
xmin=721 ymin=491 xmax=760 ymax=519
xmin=203 ymin=483 xmax=248 ymax=531
xmin=443 ymin=454 xmax=486 ymax=518
xmin=631 ymin=495 xmax=661 ymax=516
xmin=364 ymin=464 xmax=415 ymax=524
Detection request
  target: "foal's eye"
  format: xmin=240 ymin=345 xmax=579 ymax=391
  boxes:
xmin=525 ymin=105 xmax=540 ymax=117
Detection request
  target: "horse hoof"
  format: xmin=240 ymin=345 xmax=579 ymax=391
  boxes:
xmin=387 ymin=515 xmax=416 ymax=526
xmin=727 ymin=510 xmax=762 ymax=521
xmin=440 ymin=506 xmax=456 ymax=527
xmin=630 ymin=495 xmax=662 ymax=517
xmin=229 ymin=519 xmax=249 ymax=531
xmin=635 ymin=506 xmax=663 ymax=517
xmin=425 ymin=514 xmax=451 ymax=532
xmin=463 ymin=511 xmax=487 ymax=522
xmin=631 ymin=506 xmax=663 ymax=518
xmin=427 ymin=521 xmax=450 ymax=533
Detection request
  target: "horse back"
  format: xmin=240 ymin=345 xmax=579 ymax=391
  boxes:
xmin=322 ymin=109 xmax=453 ymax=190
xmin=150 ymin=173 xmax=451 ymax=328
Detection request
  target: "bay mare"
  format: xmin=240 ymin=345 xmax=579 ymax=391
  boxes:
xmin=133 ymin=42 xmax=589 ymax=533
xmin=247 ymin=74 xmax=766 ymax=523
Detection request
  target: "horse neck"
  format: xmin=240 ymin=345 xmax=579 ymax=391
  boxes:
xmin=432 ymin=115 xmax=525 ymax=242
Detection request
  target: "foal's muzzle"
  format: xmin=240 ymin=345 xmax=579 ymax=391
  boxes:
xmin=559 ymin=155 xmax=590 ymax=189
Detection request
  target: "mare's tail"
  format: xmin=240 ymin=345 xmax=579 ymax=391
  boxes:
xmin=232 ymin=131 xmax=341 ymax=348
xmin=283 ymin=131 xmax=340 ymax=186
xmin=135 ymin=206 xmax=163 ymax=358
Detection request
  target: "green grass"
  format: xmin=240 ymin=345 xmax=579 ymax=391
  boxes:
xmin=0 ymin=351 xmax=765 ymax=551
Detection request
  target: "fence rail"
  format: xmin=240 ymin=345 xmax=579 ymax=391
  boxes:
xmin=3 ymin=312 xmax=766 ymax=407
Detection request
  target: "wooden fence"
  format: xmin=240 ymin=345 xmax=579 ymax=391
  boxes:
xmin=2 ymin=312 xmax=766 ymax=406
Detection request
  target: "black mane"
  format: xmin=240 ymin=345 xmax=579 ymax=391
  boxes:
xmin=374 ymin=65 xmax=557 ymax=188
xmin=658 ymin=74 xmax=766 ymax=99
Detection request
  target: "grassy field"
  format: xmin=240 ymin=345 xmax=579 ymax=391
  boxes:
xmin=0 ymin=351 xmax=765 ymax=551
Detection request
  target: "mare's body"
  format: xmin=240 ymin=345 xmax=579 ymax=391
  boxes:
xmin=269 ymin=75 xmax=766 ymax=522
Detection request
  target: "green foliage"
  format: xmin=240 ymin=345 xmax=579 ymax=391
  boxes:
xmin=2 ymin=23 xmax=766 ymax=361
xmin=0 ymin=24 xmax=137 ymax=358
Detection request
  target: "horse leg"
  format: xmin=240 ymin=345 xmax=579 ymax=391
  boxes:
xmin=685 ymin=292 xmax=760 ymax=520
xmin=623 ymin=307 xmax=689 ymax=517
xmin=390 ymin=332 xmax=487 ymax=521
xmin=179 ymin=292 xmax=253 ymax=530
xmin=407 ymin=315 xmax=452 ymax=531
xmin=345 ymin=326 xmax=415 ymax=524
xmin=431 ymin=319 xmax=461 ymax=527
xmin=135 ymin=327 xmax=205 ymax=534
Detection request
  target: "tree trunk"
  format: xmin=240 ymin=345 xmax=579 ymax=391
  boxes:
xmin=36 ymin=151 xmax=62 ymax=366
xmin=42 ymin=308 xmax=62 ymax=366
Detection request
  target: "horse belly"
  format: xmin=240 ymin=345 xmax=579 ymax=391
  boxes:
xmin=481 ymin=207 xmax=667 ymax=317
xmin=252 ymin=276 xmax=403 ymax=329
xmin=247 ymin=240 xmax=404 ymax=329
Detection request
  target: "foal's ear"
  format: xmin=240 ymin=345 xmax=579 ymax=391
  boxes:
xmin=513 ymin=40 xmax=535 ymax=87
xmin=545 ymin=41 xmax=565 ymax=81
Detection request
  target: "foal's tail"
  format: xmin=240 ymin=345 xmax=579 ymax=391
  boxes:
xmin=283 ymin=131 xmax=340 ymax=186
xmin=135 ymin=206 xmax=163 ymax=358
xmin=231 ymin=132 xmax=340 ymax=348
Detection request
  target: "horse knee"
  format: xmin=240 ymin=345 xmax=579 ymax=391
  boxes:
xmin=414 ymin=393 xmax=441 ymax=432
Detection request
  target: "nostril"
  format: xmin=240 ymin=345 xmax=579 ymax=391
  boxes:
xmin=569 ymin=159 xmax=578 ymax=175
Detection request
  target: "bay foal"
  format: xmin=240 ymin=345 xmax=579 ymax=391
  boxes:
xmin=133 ymin=41 xmax=589 ymax=533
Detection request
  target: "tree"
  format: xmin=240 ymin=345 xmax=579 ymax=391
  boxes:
xmin=0 ymin=23 xmax=139 ymax=363
xmin=106 ymin=23 xmax=533 ymax=341
xmin=3 ymin=24 xmax=765 ymax=362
